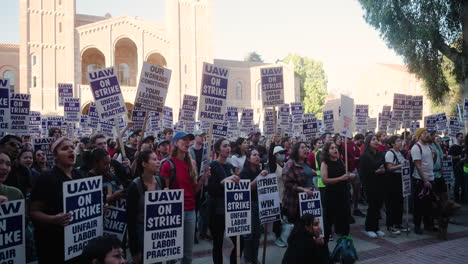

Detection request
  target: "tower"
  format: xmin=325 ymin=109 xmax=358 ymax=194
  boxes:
xmin=165 ymin=0 xmax=214 ymax=107
xmin=19 ymin=0 xmax=76 ymax=112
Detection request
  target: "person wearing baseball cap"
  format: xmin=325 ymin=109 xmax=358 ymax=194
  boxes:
xmin=160 ymin=131 xmax=210 ymax=263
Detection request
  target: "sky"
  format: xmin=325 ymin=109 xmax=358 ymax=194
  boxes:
xmin=1 ymin=0 xmax=404 ymax=95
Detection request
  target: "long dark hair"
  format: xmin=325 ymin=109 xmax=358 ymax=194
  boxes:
xmin=289 ymin=141 xmax=305 ymax=162
xmin=288 ymin=214 xmax=316 ymax=243
xmin=214 ymin=138 xmax=228 ymax=158
xmin=320 ymin=141 xmax=335 ymax=164
xmin=90 ymin=148 xmax=110 ymax=170
xmin=243 ymin=148 xmax=260 ymax=171
xmin=135 ymin=150 xmax=155 ymax=177
xmin=363 ymin=134 xmax=376 ymax=154
xmin=233 ymin=137 xmax=247 ymax=157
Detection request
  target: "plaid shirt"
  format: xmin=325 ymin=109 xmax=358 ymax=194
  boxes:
xmin=282 ymin=159 xmax=312 ymax=220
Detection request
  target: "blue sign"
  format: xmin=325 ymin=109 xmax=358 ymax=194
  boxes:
xmin=225 ymin=180 xmax=251 ymax=236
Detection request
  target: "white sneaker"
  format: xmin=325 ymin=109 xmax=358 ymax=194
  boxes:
xmin=365 ymin=231 xmax=378 ymax=238
xmin=388 ymin=227 xmax=401 ymax=235
xmin=274 ymin=238 xmax=287 ymax=247
xmin=376 ymin=230 xmax=385 ymax=237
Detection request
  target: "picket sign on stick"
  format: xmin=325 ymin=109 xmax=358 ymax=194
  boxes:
xmin=114 ymin=118 xmax=126 ymax=158
xmin=137 ymin=111 xmax=151 ymax=152
xmin=199 ymin=122 xmax=214 ymax=199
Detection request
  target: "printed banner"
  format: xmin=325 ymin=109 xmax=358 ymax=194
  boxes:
xmin=63 ymin=176 xmax=103 ymax=260
xmin=103 ymin=199 xmax=127 ymax=241
xmin=442 ymin=156 xmax=454 ymax=185
xmin=88 ymin=67 xmax=127 ymax=121
xmin=225 ymin=180 xmax=251 ymax=237
xmin=402 ymin=161 xmax=411 ymax=197
xmin=64 ymin=98 xmax=81 ymax=123
xmin=257 ymin=174 xmax=281 ymax=224
xmin=261 ymin=66 xmax=284 ymax=107
xmin=0 ymin=200 xmax=25 ymax=264
xmin=134 ymin=62 xmax=171 ymax=113
xmin=144 ymin=190 xmax=184 ymax=263
xmin=0 ymin=79 xmax=10 ymax=131
xmin=58 ymin=83 xmax=73 ymax=106
xmin=162 ymin=106 xmax=173 ymax=129
xmin=180 ymin=95 xmax=198 ymax=122
xmin=298 ymin=191 xmax=324 ymax=236
xmin=10 ymin=93 xmax=31 ymax=134
xmin=412 ymin=96 xmax=423 ymax=120
xmin=198 ymin=63 xmax=229 ymax=122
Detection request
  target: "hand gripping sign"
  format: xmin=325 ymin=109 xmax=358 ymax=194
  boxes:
xmin=0 ymin=200 xmax=26 ymax=264
xmin=225 ymin=180 xmax=252 ymax=237
xmin=298 ymin=191 xmax=324 ymax=236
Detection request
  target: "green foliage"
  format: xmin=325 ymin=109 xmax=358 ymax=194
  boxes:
xmin=282 ymin=54 xmax=328 ymax=118
xmin=244 ymin=51 xmax=264 ymax=63
xmin=358 ymin=0 xmax=466 ymax=104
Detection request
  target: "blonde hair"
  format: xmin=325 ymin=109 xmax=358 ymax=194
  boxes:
xmin=171 ymin=145 xmax=197 ymax=184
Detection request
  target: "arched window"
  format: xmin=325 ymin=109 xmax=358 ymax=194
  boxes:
xmin=257 ymin=82 xmax=262 ymax=100
xmin=236 ymin=81 xmax=243 ymax=100
xmin=118 ymin=63 xmax=131 ymax=86
xmin=3 ymin=71 xmax=15 ymax=93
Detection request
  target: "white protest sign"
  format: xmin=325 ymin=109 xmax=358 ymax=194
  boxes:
xmin=392 ymin=93 xmax=405 ymax=121
xmin=33 ymin=137 xmax=56 ymax=168
xmin=355 ymin=104 xmax=368 ymax=133
xmin=339 ymin=95 xmax=354 ymax=138
xmin=198 ymin=63 xmax=229 ymax=122
xmin=134 ymin=62 xmax=171 ymax=112
xmin=103 ymin=199 xmax=127 ymax=241
xmin=131 ymin=106 xmax=147 ymax=130
xmin=410 ymin=121 xmax=420 ymax=134
xmin=0 ymin=78 xmax=10 ymax=131
xmin=323 ymin=110 xmax=334 ymax=133
xmin=367 ymin=117 xmax=377 ymax=133
xmin=241 ymin=109 xmax=254 ymax=128
xmin=29 ymin=111 xmax=42 ymax=135
xmin=261 ymin=66 xmax=284 ymax=107
xmin=148 ymin=111 xmax=161 ymax=132
xmin=442 ymin=156 xmax=454 ymax=185
xmin=449 ymin=116 xmax=463 ymax=137
xmin=257 ymin=174 xmax=280 ymax=224
xmin=9 ymin=93 xmax=30 ymax=134
xmin=264 ymin=109 xmax=275 ymax=135
xmin=279 ymin=104 xmax=290 ymax=129
xmin=162 ymin=106 xmax=173 ymax=129
xmin=225 ymin=180 xmax=251 ymax=237
xmin=64 ymin=98 xmax=81 ymax=123
xmin=98 ymin=119 xmax=115 ymax=138
xmin=302 ymin=113 xmax=318 ymax=142
xmin=88 ymin=103 xmax=99 ymax=129
xmin=0 ymin=200 xmax=25 ymax=264
xmin=412 ymin=95 xmax=423 ymax=120
xmin=402 ymin=161 xmax=411 ymax=197
xmin=87 ymin=67 xmax=127 ymax=121
xmin=212 ymin=123 xmax=228 ymax=140
xmin=404 ymin=95 xmax=413 ymax=121
xmin=144 ymin=190 xmax=184 ymax=263
xmin=63 ymin=176 xmax=103 ymax=260
xmin=298 ymin=191 xmax=324 ymax=236
xmin=47 ymin=116 xmax=64 ymax=130
xmin=180 ymin=95 xmax=198 ymax=122
xmin=58 ymin=83 xmax=73 ymax=106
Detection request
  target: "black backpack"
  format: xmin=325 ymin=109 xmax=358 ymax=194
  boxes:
xmin=160 ymin=157 xmax=177 ymax=187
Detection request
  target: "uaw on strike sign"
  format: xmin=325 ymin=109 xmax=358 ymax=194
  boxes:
xmin=198 ymin=63 xmax=229 ymax=122
xmin=87 ymin=67 xmax=127 ymax=121
xmin=261 ymin=66 xmax=284 ymax=107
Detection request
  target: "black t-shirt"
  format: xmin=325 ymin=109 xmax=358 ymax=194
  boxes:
xmin=5 ymin=163 xmax=31 ymax=197
xmin=449 ymin=144 xmax=464 ymax=165
xmin=125 ymin=145 xmax=137 ymax=163
xmin=240 ymin=166 xmax=261 ymax=201
xmin=194 ymin=147 xmax=203 ymax=175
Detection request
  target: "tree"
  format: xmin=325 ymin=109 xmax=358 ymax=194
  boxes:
xmin=358 ymin=1 xmax=468 ymax=104
xmin=244 ymin=51 xmax=264 ymax=63
xmin=282 ymin=54 xmax=328 ymax=117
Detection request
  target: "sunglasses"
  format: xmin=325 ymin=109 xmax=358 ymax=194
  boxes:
xmin=8 ymin=141 xmax=23 ymax=149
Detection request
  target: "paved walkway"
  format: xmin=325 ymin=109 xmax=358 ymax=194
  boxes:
xmin=191 ymin=204 xmax=468 ymax=263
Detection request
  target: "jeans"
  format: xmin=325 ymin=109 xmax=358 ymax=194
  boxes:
xmin=243 ymin=202 xmax=261 ymax=263
xmin=198 ymin=193 xmax=209 ymax=236
xmin=168 ymin=210 xmax=196 ymax=264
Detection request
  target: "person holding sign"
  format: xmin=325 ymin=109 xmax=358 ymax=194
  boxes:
xmin=127 ymin=150 xmax=165 ymax=264
xmin=30 ymin=137 xmax=86 ymax=263
xmin=0 ymin=151 xmax=24 ymax=201
xmin=160 ymin=132 xmax=210 ymax=264
xmin=282 ymin=142 xmax=316 ymax=224
xmin=384 ymin=136 xmax=406 ymax=235
xmin=359 ymin=135 xmax=386 ymax=238
xmin=207 ymin=138 xmax=243 ymax=264
xmin=320 ymin=142 xmax=355 ymax=241
xmin=239 ymin=149 xmax=268 ymax=264
xmin=281 ymin=214 xmax=329 ymax=264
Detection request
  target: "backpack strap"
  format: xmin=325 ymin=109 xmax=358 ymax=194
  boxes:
xmin=161 ymin=157 xmax=177 ymax=187
xmin=388 ymin=149 xmax=399 ymax=165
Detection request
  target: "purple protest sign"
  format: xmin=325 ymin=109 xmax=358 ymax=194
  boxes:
xmin=58 ymin=83 xmax=73 ymax=106
xmin=198 ymin=63 xmax=229 ymax=122
xmin=261 ymin=66 xmax=284 ymax=107
xmin=10 ymin=93 xmax=30 ymax=134
xmin=64 ymin=98 xmax=81 ymax=123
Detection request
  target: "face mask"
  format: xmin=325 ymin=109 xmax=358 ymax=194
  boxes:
xmin=277 ymin=154 xmax=285 ymax=161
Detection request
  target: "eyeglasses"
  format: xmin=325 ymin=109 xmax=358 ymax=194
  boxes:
xmin=8 ymin=141 xmax=23 ymax=149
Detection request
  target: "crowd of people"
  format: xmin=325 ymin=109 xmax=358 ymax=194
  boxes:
xmin=0 ymin=122 xmax=467 ymax=264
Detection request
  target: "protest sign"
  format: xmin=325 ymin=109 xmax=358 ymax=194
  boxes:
xmin=212 ymin=123 xmax=228 ymax=140
xmin=424 ymin=115 xmax=437 ymax=131
xmin=63 ymin=176 xmax=103 ymax=260
xmin=302 ymin=114 xmax=318 ymax=142
xmin=80 ymin=115 xmax=88 ymax=129
xmin=162 ymin=106 xmax=173 ymax=129
xmin=392 ymin=93 xmax=405 ymax=121
xmin=279 ymin=104 xmax=290 ymax=129
xmin=9 ymin=93 xmax=30 ymax=134
xmin=29 ymin=111 xmax=42 ymax=135
xmin=241 ymin=109 xmax=254 ymax=128
xmin=0 ymin=78 xmax=10 ymax=131
xmin=367 ymin=117 xmax=377 ymax=132
xmin=58 ymin=83 xmax=73 ymax=106
xmin=180 ymin=95 xmax=198 ymax=122
xmin=134 ymin=62 xmax=171 ymax=112
xmin=47 ymin=116 xmax=64 ymax=130
xmin=225 ymin=180 xmax=251 ymax=237
xmin=144 ymin=190 xmax=184 ymax=263
xmin=0 ymin=200 xmax=25 ymax=264
xmin=355 ymin=104 xmax=368 ymax=133
xmin=404 ymin=95 xmax=413 ymax=121
xmin=298 ymin=191 xmax=323 ymax=235
xmin=442 ymin=156 xmax=454 ymax=185
xmin=412 ymin=95 xmax=423 ymax=120
xmin=148 ymin=111 xmax=161 ymax=132
xmin=226 ymin=107 xmax=239 ymax=137
xmin=261 ymin=66 xmax=284 ymax=107
xmin=98 ymin=119 xmax=115 ymax=138
xmin=290 ymin=102 xmax=303 ymax=123
xmin=87 ymin=67 xmax=127 ymax=121
xmin=323 ymin=110 xmax=334 ymax=133
xmin=131 ymin=106 xmax=147 ymax=130
xmin=340 ymin=95 xmax=354 ymax=138
xmin=64 ymin=98 xmax=81 ymax=123
xmin=402 ymin=161 xmax=411 ymax=197
xmin=410 ymin=121 xmax=420 ymax=134
xmin=449 ymin=116 xmax=463 ymax=137
xmin=103 ymin=199 xmax=127 ymax=241
xmin=264 ymin=109 xmax=275 ymax=135
xmin=88 ymin=103 xmax=99 ymax=129
xmin=257 ymin=174 xmax=280 ymax=224
xmin=198 ymin=63 xmax=229 ymax=122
